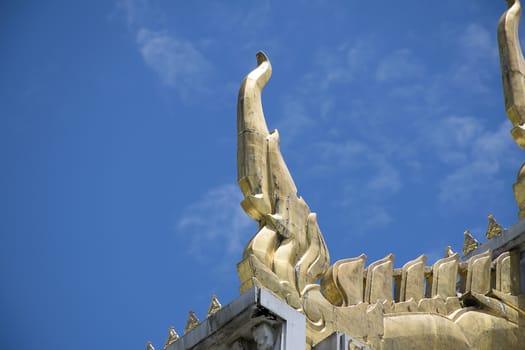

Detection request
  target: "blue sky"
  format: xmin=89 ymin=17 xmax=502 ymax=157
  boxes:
xmin=1 ymin=1 xmax=523 ymax=349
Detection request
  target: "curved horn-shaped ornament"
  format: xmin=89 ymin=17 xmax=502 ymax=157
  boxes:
xmin=498 ymin=0 xmax=525 ymax=149
xmin=237 ymin=52 xmax=273 ymax=220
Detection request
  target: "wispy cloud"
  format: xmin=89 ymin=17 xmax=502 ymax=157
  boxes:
xmin=114 ymin=1 xmax=213 ymax=99
xmin=366 ymin=158 xmax=402 ymax=194
xmin=451 ymin=22 xmax=498 ymax=93
xmin=310 ymin=139 xmax=402 ymax=235
xmin=136 ymin=28 xmax=212 ymax=98
xmin=274 ymin=97 xmax=318 ymax=144
xmin=375 ymin=48 xmax=425 ymax=82
xmin=312 ymin=138 xmax=402 ymax=194
xmin=340 ymin=179 xmax=395 ymax=235
xmin=427 ymin=116 xmax=484 ymax=165
xmin=176 ymin=184 xmax=255 ymax=268
xmin=274 ymin=40 xmax=374 ymax=143
xmin=459 ymin=23 xmax=495 ymax=60
xmin=227 ymin=18 xmax=514 ymax=240
xmin=312 ymin=40 xmax=375 ymax=90
xmin=429 ymin=117 xmax=519 ymax=206
xmin=115 ymin=0 xmax=165 ymax=28
xmin=207 ymin=1 xmax=271 ymax=37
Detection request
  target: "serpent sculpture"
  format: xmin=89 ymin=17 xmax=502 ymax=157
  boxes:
xmin=235 ymin=2 xmax=525 ymax=348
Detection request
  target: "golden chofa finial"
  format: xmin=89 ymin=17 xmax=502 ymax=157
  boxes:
xmin=206 ymin=295 xmax=222 ymax=318
xmin=163 ymin=326 xmax=179 ymax=350
xmin=445 ymin=245 xmax=455 ymax=257
xmin=498 ymin=0 xmax=525 ymax=149
xmin=486 ymin=214 xmax=503 ymax=239
xmin=462 ymin=230 xmax=479 ymax=255
xmin=184 ymin=310 xmax=200 ymax=334
xmin=146 ymin=341 xmax=155 ymax=350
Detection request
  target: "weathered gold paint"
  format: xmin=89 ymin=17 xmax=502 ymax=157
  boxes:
xmin=498 ymin=0 xmax=525 ymax=219
xmin=236 ymin=44 xmax=525 ymax=347
xmin=163 ymin=326 xmax=179 ymax=350
xmin=206 ymin=295 xmax=222 ymax=318
xmin=183 ymin=311 xmax=199 ymax=334
xmin=462 ymin=230 xmax=479 ymax=255
xmin=486 ymin=214 xmax=503 ymax=239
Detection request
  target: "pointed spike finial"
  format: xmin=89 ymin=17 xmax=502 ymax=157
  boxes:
xmin=184 ymin=310 xmax=200 ymax=334
xmin=163 ymin=326 xmax=179 ymax=350
xmin=462 ymin=230 xmax=479 ymax=255
xmin=206 ymin=295 xmax=222 ymax=318
xmin=146 ymin=341 xmax=155 ymax=350
xmin=486 ymin=214 xmax=503 ymax=239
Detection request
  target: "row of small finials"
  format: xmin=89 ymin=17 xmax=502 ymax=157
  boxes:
xmin=146 ymin=295 xmax=222 ymax=350
xmin=462 ymin=214 xmax=503 ymax=255
xmin=143 ymin=214 xmax=504 ymax=349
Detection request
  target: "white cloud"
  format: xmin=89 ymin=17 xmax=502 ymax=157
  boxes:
xmin=361 ymin=205 xmax=393 ymax=232
xmin=271 ymin=41 xmax=372 ymax=143
xmin=430 ymin=118 xmax=519 ymax=206
xmin=451 ymin=23 xmax=498 ymax=93
xmin=309 ymin=139 xmax=402 ymax=235
xmin=340 ymin=182 xmax=394 ymax=236
xmin=313 ymin=139 xmax=367 ymax=168
xmin=438 ymin=159 xmax=502 ymax=204
xmin=312 ymin=40 xmax=374 ymax=90
xmin=242 ymin=22 xmax=515 ymax=235
xmin=275 ymin=97 xmax=317 ymax=144
xmin=270 ymin=40 xmax=376 ymax=145
xmin=136 ymin=28 xmax=212 ymax=97
xmin=313 ymin=139 xmax=402 ymax=194
xmin=375 ymin=48 xmax=425 ymax=82
xmin=203 ymin=1 xmax=271 ymax=38
xmin=116 ymin=0 xmax=146 ymax=27
xmin=366 ymin=159 xmax=402 ymax=194
xmin=459 ymin=23 xmax=495 ymax=59
xmin=115 ymin=0 xmax=165 ymax=28
xmin=176 ymin=184 xmax=255 ymax=267
xmin=427 ymin=116 xmax=484 ymax=165
xmin=307 ymin=112 xmax=517 ymax=223
xmin=113 ymin=2 xmax=213 ymax=98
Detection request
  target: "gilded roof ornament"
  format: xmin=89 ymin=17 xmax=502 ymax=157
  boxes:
xmin=151 ymin=2 xmax=525 ymax=346
xmin=462 ymin=230 xmax=479 ymax=255
xmin=206 ymin=295 xmax=222 ymax=318
xmin=445 ymin=245 xmax=455 ymax=257
xmin=163 ymin=326 xmax=179 ymax=350
xmin=498 ymin=0 xmax=525 ymax=220
xmin=486 ymin=214 xmax=503 ymax=239
xmin=498 ymin=0 xmax=525 ymax=149
xmin=232 ymin=50 xmax=525 ymax=348
xmin=184 ymin=310 xmax=200 ymax=334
